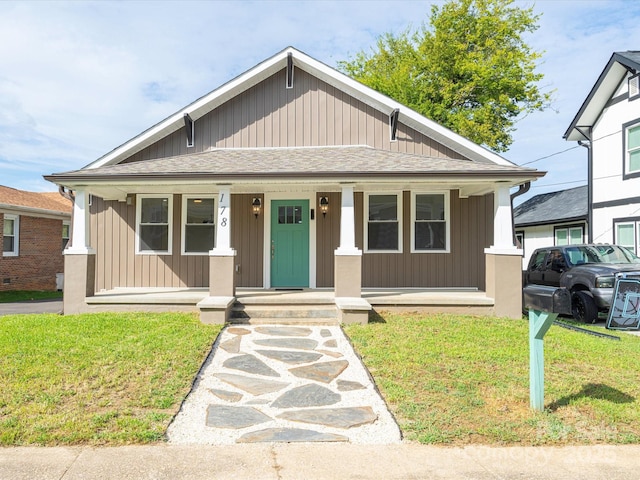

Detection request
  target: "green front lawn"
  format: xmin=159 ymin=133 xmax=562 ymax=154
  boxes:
xmin=0 ymin=312 xmax=220 ymax=445
xmin=0 ymin=290 xmax=63 ymax=303
xmin=344 ymin=312 xmax=640 ymax=445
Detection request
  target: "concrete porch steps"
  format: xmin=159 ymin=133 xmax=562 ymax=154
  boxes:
xmin=229 ymin=303 xmax=340 ymax=325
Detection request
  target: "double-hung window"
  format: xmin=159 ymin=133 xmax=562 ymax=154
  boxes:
xmin=3 ymin=214 xmax=18 ymax=256
xmin=615 ymin=220 xmax=640 ymax=254
xmin=625 ymin=121 xmax=640 ymax=177
xmin=62 ymin=222 xmax=70 ymax=250
xmin=182 ymin=196 xmax=215 ymax=254
xmin=365 ymin=193 xmax=401 ymax=252
xmin=554 ymin=225 xmax=583 ymax=246
xmin=412 ymin=192 xmax=449 ymax=252
xmin=136 ymin=195 xmax=172 ymax=254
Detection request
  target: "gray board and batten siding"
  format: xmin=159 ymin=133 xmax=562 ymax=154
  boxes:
xmin=89 ymin=65 xmax=492 ymax=292
xmin=91 ymin=190 xmax=492 ymax=292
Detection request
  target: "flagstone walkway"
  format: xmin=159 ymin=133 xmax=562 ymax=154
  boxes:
xmin=167 ymin=325 xmax=402 ymax=444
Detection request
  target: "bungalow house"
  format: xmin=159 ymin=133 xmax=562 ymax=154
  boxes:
xmin=514 ymin=185 xmax=588 ymax=268
xmin=45 ymin=47 xmax=543 ymax=323
xmin=564 ymin=51 xmax=640 ymax=253
xmin=0 ymin=185 xmax=72 ymax=291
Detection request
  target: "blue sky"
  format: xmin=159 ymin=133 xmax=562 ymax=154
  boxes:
xmin=2 ymin=0 xmax=640 ymax=205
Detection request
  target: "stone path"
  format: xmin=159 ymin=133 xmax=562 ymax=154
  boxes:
xmin=167 ymin=325 xmax=402 ymax=444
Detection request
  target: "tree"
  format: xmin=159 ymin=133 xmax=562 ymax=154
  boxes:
xmin=338 ymin=0 xmax=551 ymax=152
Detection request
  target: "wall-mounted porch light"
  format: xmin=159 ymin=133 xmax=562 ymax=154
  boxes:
xmin=252 ymin=197 xmax=262 ymax=218
xmin=319 ymin=196 xmax=329 ymax=217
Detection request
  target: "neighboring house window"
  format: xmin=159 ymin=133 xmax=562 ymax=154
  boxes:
xmin=365 ymin=193 xmax=402 ymax=252
xmin=3 ymin=214 xmax=18 ymax=256
xmin=515 ymin=231 xmax=524 ymax=250
xmin=136 ymin=195 xmax=172 ymax=254
xmin=62 ymin=222 xmax=70 ymax=250
xmin=411 ymin=192 xmax=449 ymax=252
xmin=615 ymin=220 xmax=640 ymax=254
xmin=182 ymin=196 xmax=215 ymax=254
xmin=624 ymin=121 xmax=640 ymax=176
xmin=555 ymin=225 xmax=583 ymax=246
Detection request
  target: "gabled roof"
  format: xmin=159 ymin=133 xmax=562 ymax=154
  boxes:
xmin=0 ymin=185 xmax=72 ymax=216
xmin=86 ymin=46 xmax=515 ymax=169
xmin=514 ymin=185 xmax=587 ymax=227
xmin=564 ymin=51 xmax=640 ymax=141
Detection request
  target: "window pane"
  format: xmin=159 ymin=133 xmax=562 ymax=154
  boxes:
xmin=617 ymin=223 xmax=635 ymax=249
xmin=369 ymin=195 xmax=397 ymax=221
xmin=4 ymin=219 xmax=14 ymax=236
xmin=368 ymin=222 xmax=398 ymax=250
xmin=555 ymin=229 xmax=568 ymax=245
xmin=141 ymin=197 xmax=168 ymax=223
xmin=3 ymin=236 xmax=14 ymax=252
xmin=569 ymin=227 xmax=583 ymax=244
xmin=187 ymin=199 xmax=214 ymax=224
xmin=629 ymin=149 xmax=640 ymax=172
xmin=278 ymin=206 xmax=286 ymax=224
xmin=294 ymin=206 xmax=302 ymax=224
xmin=140 ymin=225 xmax=168 ymax=251
xmin=628 ymin=125 xmax=640 ymax=149
xmin=416 ymin=194 xmax=444 ymax=221
xmin=185 ymin=225 xmax=214 ymax=252
xmin=415 ymin=222 xmax=446 ymax=250
xmin=62 ymin=224 xmax=70 ymax=238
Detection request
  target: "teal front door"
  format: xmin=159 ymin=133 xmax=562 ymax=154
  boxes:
xmin=271 ymin=200 xmax=309 ymax=288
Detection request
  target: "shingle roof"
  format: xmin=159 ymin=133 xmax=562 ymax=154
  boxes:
xmin=514 ymin=186 xmax=587 ymax=227
xmin=0 ymin=186 xmax=72 ymax=214
xmin=48 ymin=146 xmax=540 ymax=181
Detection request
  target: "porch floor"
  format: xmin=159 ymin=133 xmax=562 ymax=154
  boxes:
xmin=87 ymin=287 xmax=494 ymax=309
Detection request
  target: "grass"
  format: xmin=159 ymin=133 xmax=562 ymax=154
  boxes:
xmin=0 ymin=312 xmax=221 ymax=446
xmin=344 ymin=312 xmax=640 ymax=446
xmin=0 ymin=290 xmax=63 ymax=303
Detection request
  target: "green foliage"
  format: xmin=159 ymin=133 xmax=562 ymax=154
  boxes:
xmin=338 ymin=0 xmax=552 ymax=152
xmin=0 ymin=290 xmax=62 ymax=303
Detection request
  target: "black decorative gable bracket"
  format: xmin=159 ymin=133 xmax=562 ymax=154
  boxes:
xmin=389 ymin=108 xmax=400 ymax=141
xmin=184 ymin=113 xmax=194 ymax=148
xmin=286 ymin=52 xmax=294 ymax=89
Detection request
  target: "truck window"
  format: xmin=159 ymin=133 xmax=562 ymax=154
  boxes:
xmin=530 ymin=250 xmax=547 ymax=272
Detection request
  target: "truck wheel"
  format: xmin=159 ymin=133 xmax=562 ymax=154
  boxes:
xmin=571 ymin=291 xmax=598 ymax=324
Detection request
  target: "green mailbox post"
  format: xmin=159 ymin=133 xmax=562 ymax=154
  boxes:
xmin=523 ymin=285 xmax=572 ymax=411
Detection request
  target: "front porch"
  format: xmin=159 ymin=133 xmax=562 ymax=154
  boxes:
xmin=82 ymin=287 xmax=496 ymax=324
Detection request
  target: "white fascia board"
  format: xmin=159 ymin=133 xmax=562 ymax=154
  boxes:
xmin=293 ymin=49 xmax=515 ymax=167
xmin=86 ymin=49 xmax=292 ymax=170
xmin=87 ymin=46 xmax=513 ymax=170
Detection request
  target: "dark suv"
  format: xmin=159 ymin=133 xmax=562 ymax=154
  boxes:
xmin=523 ymin=244 xmax=640 ymax=323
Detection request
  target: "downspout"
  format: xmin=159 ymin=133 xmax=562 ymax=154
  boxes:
xmin=510 ymin=182 xmax=530 ymax=247
xmin=578 ymin=136 xmax=593 ymax=243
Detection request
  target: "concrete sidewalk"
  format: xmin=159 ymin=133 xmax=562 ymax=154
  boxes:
xmin=2 ymin=444 xmax=640 ymax=479
xmin=0 ymin=299 xmax=62 ymax=316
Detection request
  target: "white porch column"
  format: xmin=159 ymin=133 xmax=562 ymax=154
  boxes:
xmin=68 ymin=189 xmax=94 ymax=254
xmin=336 ymin=185 xmax=359 ymax=254
xmin=209 ymin=186 xmax=236 ymax=296
xmin=335 ymin=185 xmax=363 ymax=298
xmin=484 ymin=185 xmax=522 ymax=319
xmin=63 ymin=188 xmax=95 ymax=315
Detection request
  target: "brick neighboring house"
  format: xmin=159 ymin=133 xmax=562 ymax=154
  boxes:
xmin=0 ymin=186 xmax=72 ymax=291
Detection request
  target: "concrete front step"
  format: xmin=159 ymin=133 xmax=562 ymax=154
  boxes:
xmin=230 ymin=303 xmax=338 ymax=325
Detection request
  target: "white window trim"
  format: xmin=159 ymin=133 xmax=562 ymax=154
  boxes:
xmin=3 ymin=214 xmax=19 ymax=257
xmin=181 ymin=195 xmax=217 ymax=255
xmin=410 ymin=191 xmax=450 ymax=253
xmin=554 ymin=225 xmax=584 ymax=246
xmin=626 ymin=122 xmax=640 ymax=174
xmin=135 ymin=194 xmax=173 ymax=255
xmin=615 ymin=220 xmax=639 ymax=254
xmin=62 ymin=221 xmax=70 ymax=250
xmin=364 ymin=192 xmax=403 ymax=254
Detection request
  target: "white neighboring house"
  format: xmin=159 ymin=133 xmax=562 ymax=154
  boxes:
xmin=514 ymin=186 xmax=588 ymax=268
xmin=564 ymin=51 xmax=640 ymax=254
